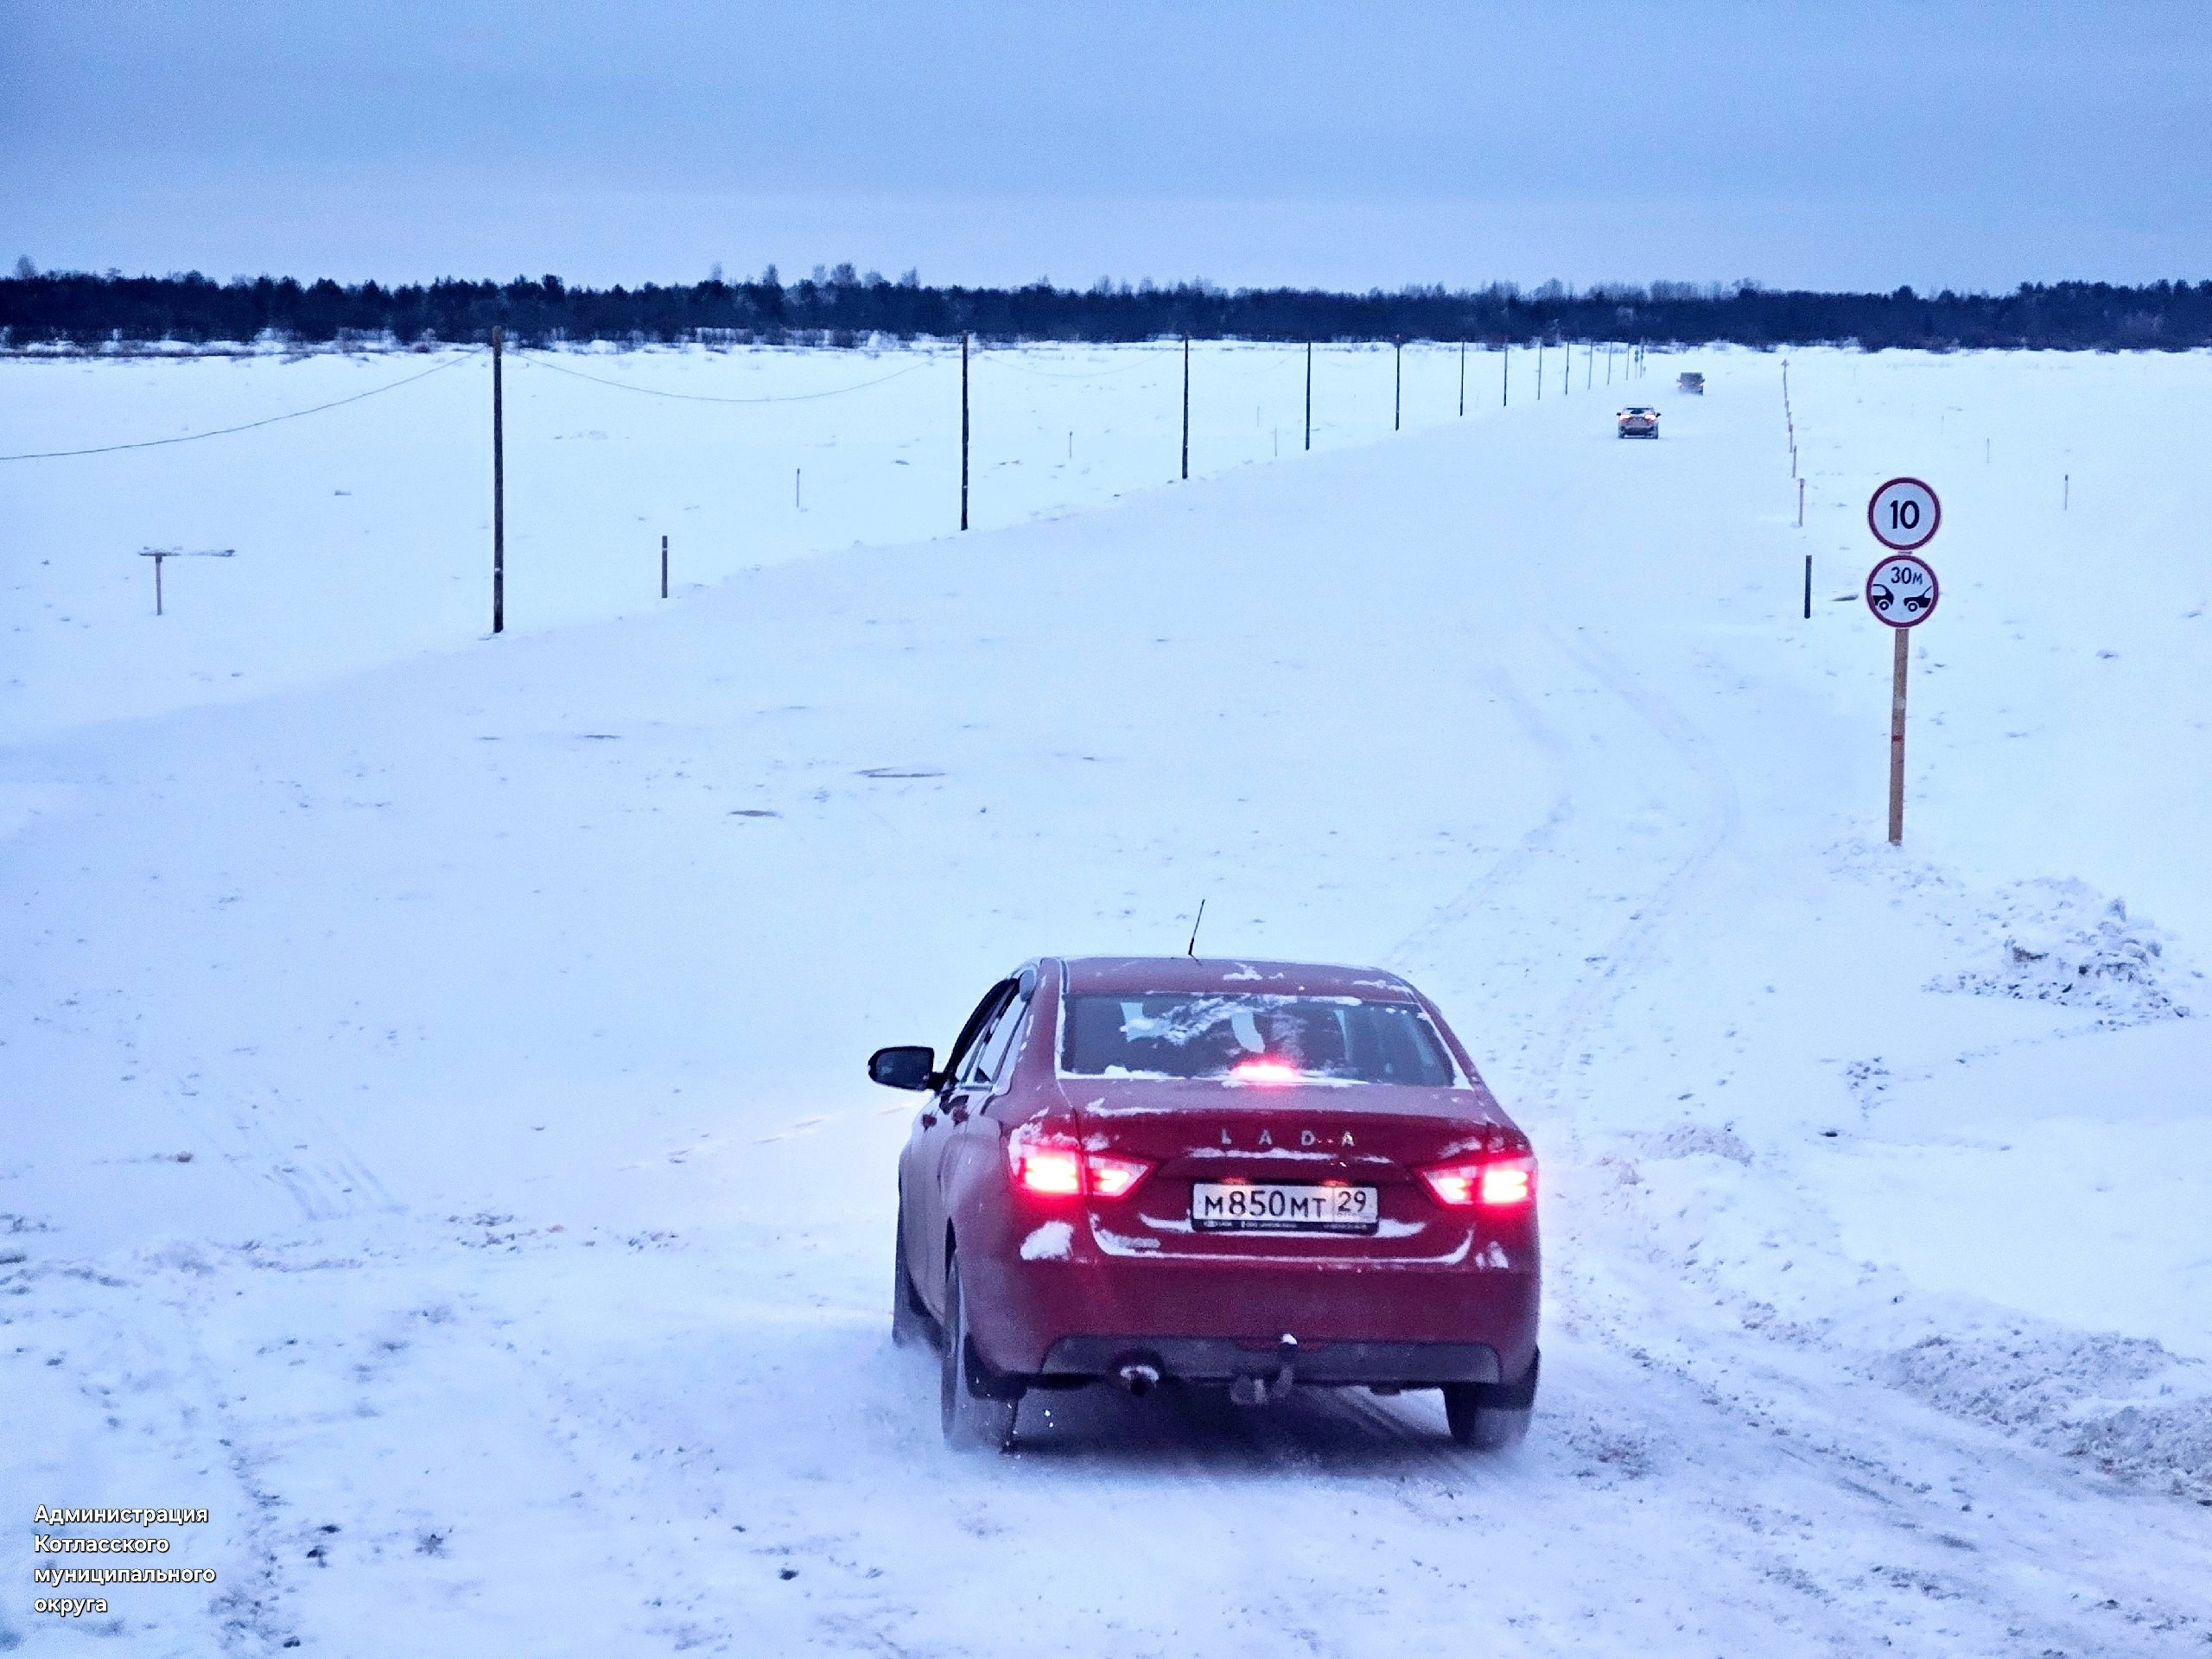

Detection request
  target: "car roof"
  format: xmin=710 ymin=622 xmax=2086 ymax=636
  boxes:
xmin=1059 ymin=957 xmax=1420 ymax=999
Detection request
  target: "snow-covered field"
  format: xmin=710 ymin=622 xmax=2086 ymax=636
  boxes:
xmin=3 ymin=340 xmax=2209 ymax=1656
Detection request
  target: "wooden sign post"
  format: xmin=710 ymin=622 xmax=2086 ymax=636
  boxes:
xmin=1865 ymin=476 xmax=1942 ymax=845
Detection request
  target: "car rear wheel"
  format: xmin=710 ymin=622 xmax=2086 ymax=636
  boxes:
xmin=938 ymin=1253 xmax=1019 ymax=1451
xmin=1443 ymin=1389 xmax=1530 ymax=1449
xmin=891 ymin=1198 xmax=930 ymax=1349
xmin=1443 ymin=1351 xmax=1538 ymax=1450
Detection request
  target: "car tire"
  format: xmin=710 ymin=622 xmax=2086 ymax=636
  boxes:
xmin=939 ymin=1253 xmax=1019 ymax=1451
xmin=891 ymin=1198 xmax=930 ymax=1349
xmin=1443 ymin=1351 xmax=1538 ymax=1450
xmin=1443 ymin=1389 xmax=1531 ymax=1449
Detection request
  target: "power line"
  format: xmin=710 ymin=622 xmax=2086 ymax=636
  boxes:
xmin=978 ymin=347 xmax=1174 ymax=381
xmin=0 ymin=349 xmax=486 ymax=461
xmin=512 ymin=350 xmax=930 ymax=404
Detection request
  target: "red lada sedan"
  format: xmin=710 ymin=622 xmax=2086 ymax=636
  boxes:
xmin=869 ymin=957 xmax=1540 ymax=1451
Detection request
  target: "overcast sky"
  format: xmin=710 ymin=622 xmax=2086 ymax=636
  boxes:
xmin=5 ymin=0 xmax=2207 ymax=292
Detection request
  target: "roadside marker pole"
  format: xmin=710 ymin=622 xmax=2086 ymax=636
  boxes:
xmin=492 ymin=324 xmax=505 ymax=634
xmin=1803 ymin=555 xmax=1812 ymax=620
xmin=959 ymin=332 xmax=969 ymax=531
xmin=1797 ymin=478 xmax=1805 ymax=526
xmin=1180 ymin=334 xmax=1191 ymax=480
xmin=660 ymin=533 xmax=668 ymax=599
xmin=1393 ymin=340 xmax=1402 ymax=432
xmin=1501 ymin=343 xmax=1509 ymax=407
xmin=1458 ymin=341 xmax=1465 ymax=417
xmin=1304 ymin=342 xmax=1312 ymax=452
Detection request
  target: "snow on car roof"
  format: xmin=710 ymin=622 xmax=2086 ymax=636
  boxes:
xmin=1061 ymin=957 xmax=1418 ymax=998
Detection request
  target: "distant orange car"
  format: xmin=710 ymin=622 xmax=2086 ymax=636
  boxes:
xmin=1617 ymin=405 xmax=1660 ymax=438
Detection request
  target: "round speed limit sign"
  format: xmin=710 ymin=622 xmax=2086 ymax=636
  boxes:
xmin=1866 ymin=554 xmax=1939 ymax=627
xmin=1868 ymin=476 xmax=1941 ymax=551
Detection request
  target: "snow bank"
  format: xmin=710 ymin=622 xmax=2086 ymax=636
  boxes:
xmin=1929 ymin=878 xmax=2197 ymax=1023
xmin=1885 ymin=1324 xmax=2212 ymax=1500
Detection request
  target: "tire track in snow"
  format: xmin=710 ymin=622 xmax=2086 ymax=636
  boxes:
xmin=1518 ymin=622 xmax=1744 ymax=1141
xmin=1387 ymin=661 xmax=1579 ymax=976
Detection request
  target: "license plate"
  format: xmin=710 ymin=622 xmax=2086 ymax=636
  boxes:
xmin=1191 ymin=1181 xmax=1379 ymax=1234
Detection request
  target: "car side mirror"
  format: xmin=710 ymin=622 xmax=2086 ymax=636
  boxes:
xmin=868 ymin=1045 xmax=938 ymax=1090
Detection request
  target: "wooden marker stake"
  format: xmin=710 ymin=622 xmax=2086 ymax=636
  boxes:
xmin=959 ymin=332 xmax=969 ymax=531
xmin=660 ymin=533 xmax=668 ymax=599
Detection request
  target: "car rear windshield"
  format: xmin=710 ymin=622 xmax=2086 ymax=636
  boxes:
xmin=1060 ymin=993 xmax=1459 ymax=1086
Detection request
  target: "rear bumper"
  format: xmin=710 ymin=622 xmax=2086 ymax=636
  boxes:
xmin=1041 ymin=1334 xmax=1503 ymax=1386
xmin=964 ymin=1249 xmax=1541 ymax=1384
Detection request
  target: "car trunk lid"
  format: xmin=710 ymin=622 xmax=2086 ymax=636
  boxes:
xmin=1066 ymin=1078 xmax=1514 ymax=1262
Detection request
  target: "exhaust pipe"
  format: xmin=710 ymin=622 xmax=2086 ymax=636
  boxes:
xmin=1115 ymin=1361 xmax=1161 ymax=1397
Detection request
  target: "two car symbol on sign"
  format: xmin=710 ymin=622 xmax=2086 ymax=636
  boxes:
xmin=1868 ymin=557 xmax=1938 ymax=625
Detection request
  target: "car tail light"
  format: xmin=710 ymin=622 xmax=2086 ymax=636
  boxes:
xmin=1007 ymin=1123 xmax=1154 ymax=1200
xmin=1084 ymin=1152 xmax=1153 ymax=1199
xmin=1418 ymin=1154 xmax=1536 ymax=1209
xmin=1008 ymin=1124 xmax=1084 ymax=1195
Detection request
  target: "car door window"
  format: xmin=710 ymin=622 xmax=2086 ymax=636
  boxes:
xmin=942 ymin=981 xmax=1015 ymax=1092
xmin=967 ymin=988 xmax=1033 ymax=1093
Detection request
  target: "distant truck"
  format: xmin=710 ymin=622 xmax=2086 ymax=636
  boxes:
xmin=1616 ymin=406 xmax=1660 ymax=439
xmin=1676 ymin=372 xmax=1705 ymax=394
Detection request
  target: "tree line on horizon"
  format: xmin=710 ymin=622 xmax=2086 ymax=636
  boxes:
xmin=3 ymin=261 xmax=2209 ymax=352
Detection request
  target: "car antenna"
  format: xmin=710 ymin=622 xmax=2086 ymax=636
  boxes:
xmin=1185 ymin=898 xmax=1207 ymax=958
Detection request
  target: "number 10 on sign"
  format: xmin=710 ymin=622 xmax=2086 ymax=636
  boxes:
xmin=1865 ymin=477 xmax=1942 ymax=845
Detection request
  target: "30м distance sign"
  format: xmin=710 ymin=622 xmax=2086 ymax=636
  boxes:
xmin=1866 ymin=554 xmax=1939 ymax=627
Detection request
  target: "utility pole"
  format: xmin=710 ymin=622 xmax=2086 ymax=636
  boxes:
xmin=492 ymin=324 xmax=505 ymax=634
xmin=960 ymin=332 xmax=969 ymax=531
xmin=1304 ymin=341 xmax=1313 ymax=451
xmin=1181 ymin=334 xmax=1191 ymax=480
xmin=138 ymin=546 xmax=231 ymax=616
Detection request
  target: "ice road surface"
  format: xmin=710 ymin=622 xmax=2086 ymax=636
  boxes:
xmin=3 ymin=343 xmax=2210 ymax=1656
